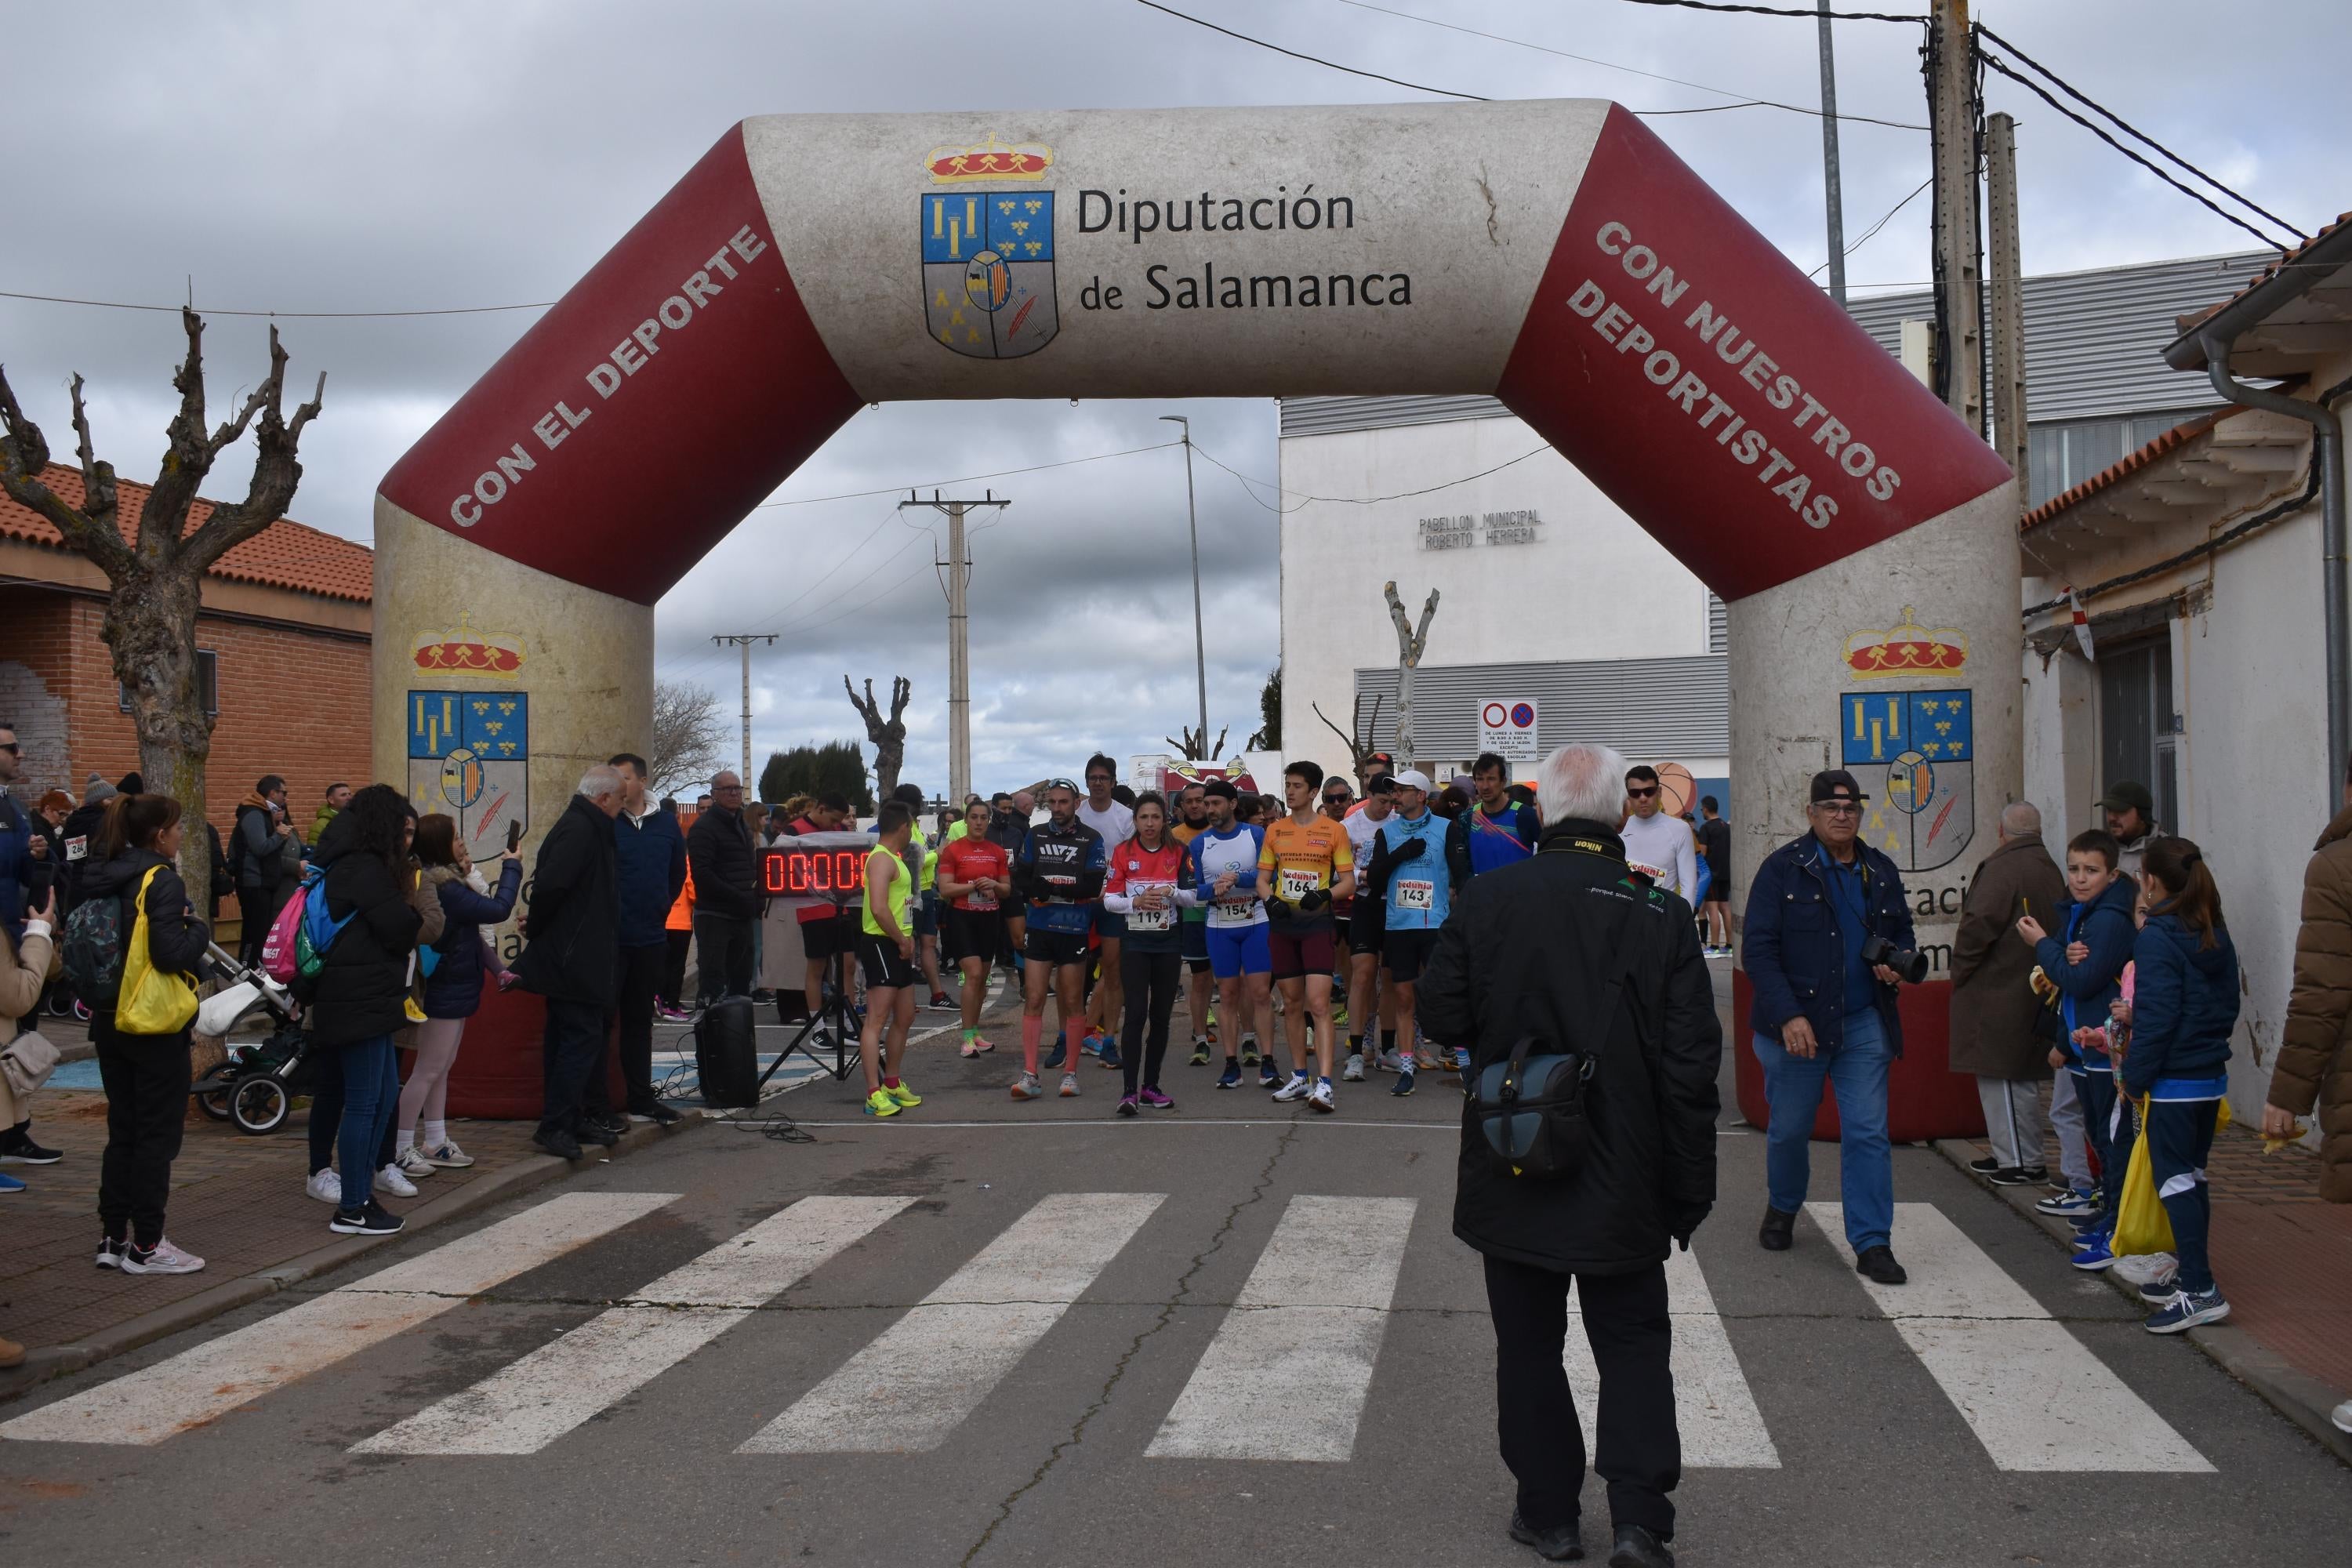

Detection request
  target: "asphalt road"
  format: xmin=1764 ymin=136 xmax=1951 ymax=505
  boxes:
xmin=2 ymin=1035 xmax=2346 ymax=1567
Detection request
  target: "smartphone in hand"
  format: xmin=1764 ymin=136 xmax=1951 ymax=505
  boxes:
xmin=506 ymin=819 xmax=524 ymax=853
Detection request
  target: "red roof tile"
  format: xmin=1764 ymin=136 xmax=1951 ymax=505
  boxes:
xmin=2019 ymin=409 xmax=2234 ymax=532
xmin=0 ymin=463 xmax=370 ymax=602
xmin=2174 ymin=209 xmax=2352 ymax=343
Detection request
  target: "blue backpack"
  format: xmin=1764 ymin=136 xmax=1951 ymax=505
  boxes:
xmin=290 ymin=864 xmax=358 ymax=999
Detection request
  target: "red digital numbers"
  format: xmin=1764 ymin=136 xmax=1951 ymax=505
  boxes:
xmin=762 ymin=848 xmax=866 ymax=899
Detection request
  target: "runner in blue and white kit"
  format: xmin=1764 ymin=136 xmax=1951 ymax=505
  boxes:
xmin=1187 ymin=779 xmax=1278 ymax=1090
xmin=1362 ymin=769 xmax=1469 ymax=1097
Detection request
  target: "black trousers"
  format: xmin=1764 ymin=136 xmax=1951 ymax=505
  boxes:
xmin=1483 ymin=1253 xmax=1679 ymax=1541
xmin=91 ymin=1016 xmax=191 ymax=1248
xmin=693 ymin=913 xmax=755 ymax=1003
xmin=1120 ymin=949 xmax=1181 ymax=1097
xmin=539 ymin=996 xmax=608 ymax=1139
xmin=660 ymin=927 xmax=693 ymax=1007
xmin=236 ymin=884 xmax=279 ymax=967
xmin=615 ymin=942 xmax=664 ymax=1112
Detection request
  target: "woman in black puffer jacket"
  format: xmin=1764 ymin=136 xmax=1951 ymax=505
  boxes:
xmin=308 ymin=785 xmax=423 ymax=1236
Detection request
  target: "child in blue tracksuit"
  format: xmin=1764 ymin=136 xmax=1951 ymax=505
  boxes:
xmin=2120 ymin=836 xmax=2238 ymax=1332
xmin=2018 ymin=829 xmax=2140 ymax=1269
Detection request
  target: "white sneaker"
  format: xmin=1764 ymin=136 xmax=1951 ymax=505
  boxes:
xmin=2332 ymin=1399 xmax=2351 ymax=1436
xmin=305 ymin=1167 xmax=343 ymax=1204
xmin=376 ymin=1163 xmax=419 ymax=1200
xmin=1059 ymin=1073 xmax=1081 ymax=1098
xmin=1342 ymin=1053 xmax=1365 ymax=1082
xmin=394 ymin=1145 xmax=438 ymax=1180
xmin=1377 ymin=1051 xmax=1407 ymax=1073
xmin=1272 ymin=1073 xmax=1312 ymax=1102
xmin=2112 ymin=1251 xmax=2179 ymax=1287
xmin=1308 ymin=1080 xmax=1335 ymax=1113
xmin=421 ymin=1141 xmax=474 ymax=1168
xmin=120 ymin=1237 xmax=205 ymax=1276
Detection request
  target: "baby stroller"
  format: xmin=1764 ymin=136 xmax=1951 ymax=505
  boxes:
xmin=188 ymin=942 xmax=316 ymax=1135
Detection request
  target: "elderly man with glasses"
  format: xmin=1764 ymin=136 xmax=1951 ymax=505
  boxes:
xmin=1740 ymin=768 xmax=1918 ymax=1286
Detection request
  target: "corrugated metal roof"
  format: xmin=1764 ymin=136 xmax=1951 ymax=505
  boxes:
xmin=1352 ymin=655 xmax=1728 ymax=760
xmin=1279 ymin=251 xmax=2270 ymax=437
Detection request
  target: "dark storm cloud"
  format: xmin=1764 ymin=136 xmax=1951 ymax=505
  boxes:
xmin=5 ymin=0 xmax=2342 ymax=789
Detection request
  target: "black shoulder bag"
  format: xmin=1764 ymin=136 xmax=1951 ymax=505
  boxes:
xmin=1468 ymin=902 xmax=1642 ymax=1179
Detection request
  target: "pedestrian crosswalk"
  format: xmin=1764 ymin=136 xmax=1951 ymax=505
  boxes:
xmin=0 ymin=1189 xmax=2217 ymax=1472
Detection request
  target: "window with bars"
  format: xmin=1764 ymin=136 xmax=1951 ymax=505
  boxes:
xmin=118 ymin=651 xmax=218 ymax=718
xmin=2096 ymin=635 xmax=2179 ymax=829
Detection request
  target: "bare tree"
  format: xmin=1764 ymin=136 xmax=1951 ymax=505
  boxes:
xmin=845 ymin=674 xmax=912 ymax=799
xmin=1165 ymin=722 xmax=1229 ymax=762
xmin=0 ymin=311 xmax=323 ymax=920
xmin=1383 ymin=580 xmax=1439 ymax=768
xmin=1312 ymin=693 xmax=1385 ymax=786
xmin=650 ymin=678 xmax=728 ymax=798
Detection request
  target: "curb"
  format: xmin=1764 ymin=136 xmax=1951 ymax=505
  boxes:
xmin=1928 ymin=1137 xmax=2352 ymax=1468
xmin=0 ymin=1112 xmax=708 ymax=1406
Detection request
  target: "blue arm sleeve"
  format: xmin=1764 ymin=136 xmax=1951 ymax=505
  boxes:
xmin=1740 ymin=855 xmax=1802 ymax=1032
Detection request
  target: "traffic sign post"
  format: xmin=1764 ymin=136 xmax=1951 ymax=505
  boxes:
xmin=1478 ymin=699 xmax=1541 ymax=763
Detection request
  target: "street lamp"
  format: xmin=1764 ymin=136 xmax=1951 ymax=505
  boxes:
xmin=1160 ymin=414 xmax=1210 ymax=755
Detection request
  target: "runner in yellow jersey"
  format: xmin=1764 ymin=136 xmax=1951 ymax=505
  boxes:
xmin=856 ymin=801 xmax=924 ymax=1118
xmin=1258 ymin=760 xmax=1356 ymax=1112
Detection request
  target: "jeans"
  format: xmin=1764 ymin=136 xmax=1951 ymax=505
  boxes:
xmin=1751 ymin=1007 xmax=1893 ymax=1252
xmin=693 ymin=913 xmax=755 ymax=1003
xmin=335 ymin=1035 xmax=399 ymax=1211
xmin=1976 ymin=1074 xmax=2048 ymax=1170
xmin=538 ymin=996 xmax=608 ymax=1140
xmin=1483 ymin=1254 xmax=1678 ymax=1541
xmin=615 ymin=942 xmax=664 ymax=1112
xmin=2144 ymin=1098 xmax=2221 ymax=1292
xmin=1119 ymin=949 xmax=1181 ymax=1097
xmin=308 ymin=1044 xmax=397 ymax=1179
xmin=92 ymin=1016 xmax=191 ymax=1249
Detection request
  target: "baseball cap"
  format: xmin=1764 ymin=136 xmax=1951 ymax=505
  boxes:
xmin=1393 ymin=768 xmax=1434 ymax=793
xmin=1808 ymin=768 xmax=1869 ymax=805
xmin=1367 ymin=752 xmax=1395 ymax=768
xmin=2096 ymin=781 xmax=2154 ymax=816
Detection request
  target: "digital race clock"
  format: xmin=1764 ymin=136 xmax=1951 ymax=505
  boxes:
xmin=761 ymin=829 xmax=880 ymax=907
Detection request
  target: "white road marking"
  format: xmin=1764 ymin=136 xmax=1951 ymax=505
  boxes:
xmin=1148 ymin=1195 xmax=1416 ymax=1462
xmin=0 ymin=1191 xmax=676 ymax=1446
xmin=1561 ymin=1247 xmax=1780 ymax=1468
xmin=1809 ymin=1202 xmax=2212 ymax=1472
xmin=739 ymin=1191 xmax=1165 ymax=1454
xmin=350 ymin=1196 xmax=914 ymax=1455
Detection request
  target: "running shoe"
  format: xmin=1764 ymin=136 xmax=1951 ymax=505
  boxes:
xmin=0 ymin=1171 xmax=24 ymax=1194
xmin=2071 ymin=1234 xmax=2118 ymax=1271
xmin=2037 ymin=1187 xmax=2100 ymax=1216
xmin=1096 ymin=1037 xmax=1123 ymax=1070
xmin=1044 ymin=1037 xmax=1069 ymax=1071
xmin=120 ymin=1236 xmax=208 ymax=1272
xmin=1377 ymin=1050 xmax=1407 ymax=1073
xmin=2113 ymin=1251 xmax=2179 ymax=1288
xmin=1342 ymin=1053 xmax=1365 ymax=1082
xmin=394 ymin=1145 xmax=439 ymax=1181
xmin=1189 ymin=1039 xmax=1211 ymax=1066
xmin=1216 ymin=1061 xmax=1243 ymax=1090
xmin=2137 ymin=1271 xmax=2183 ymax=1303
xmin=1330 ymin=999 xmax=1350 ymax=1032
xmin=1414 ymin=1049 xmax=1444 ymax=1072
xmin=0 ymin=1127 xmax=61 ymax=1163
xmin=1988 ymin=1166 xmax=2049 ymax=1187
xmin=1116 ymin=1095 xmax=1140 ymax=1118
xmin=1059 ymin=1073 xmax=1081 ymax=1098
xmin=1079 ymin=1033 xmax=1104 ymax=1059
xmin=1258 ymin=1058 xmax=1283 ymax=1088
xmin=423 ymin=1142 xmax=476 ymax=1167
xmin=1968 ymin=1156 xmax=2002 ymax=1175
xmin=1308 ymin=1080 xmax=1335 ymax=1113
xmin=1272 ymin=1073 xmax=1312 ymax=1102
xmin=657 ymin=1004 xmax=692 ymax=1022
xmin=95 ymin=1236 xmax=123 ymax=1269
xmin=1391 ymin=1069 xmax=1416 ymax=1098
xmin=863 ymin=1088 xmax=902 ymax=1118
xmin=884 ymin=1080 xmax=923 ymax=1108
xmin=1452 ymin=1047 xmax=1472 ymax=1076
xmin=2143 ymin=1287 xmax=2229 ymax=1334
xmin=1240 ymin=1035 xmax=1260 ymax=1066
xmin=927 ymin=992 xmax=956 ymax=1011
xmin=959 ymin=1035 xmax=997 ymax=1058
xmin=327 ymin=1205 xmax=404 ymax=1238
xmin=1139 ymin=1087 xmax=1174 ymax=1109
xmin=1011 ymin=1073 xmax=1043 ymax=1101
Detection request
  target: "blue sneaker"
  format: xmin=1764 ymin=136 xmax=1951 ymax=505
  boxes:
xmin=1215 ymin=1061 xmax=1243 ymax=1091
xmin=1258 ymin=1058 xmax=1283 ymax=1088
xmin=2143 ymin=1286 xmax=2230 ymax=1334
xmin=2137 ymin=1272 xmax=2182 ymax=1302
xmin=1044 ymin=1037 xmax=1068 ymax=1070
xmin=1391 ymin=1069 xmax=1416 ymax=1098
xmin=2036 ymin=1187 xmax=2098 ymax=1217
xmin=2071 ymin=1234 xmax=2118 ymax=1271
xmin=0 ymin=1171 xmax=24 ymax=1193
xmin=1095 ymin=1037 xmax=1123 ymax=1070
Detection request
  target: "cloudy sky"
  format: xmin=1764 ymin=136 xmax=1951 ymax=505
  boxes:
xmin=5 ymin=0 xmax=2343 ymax=795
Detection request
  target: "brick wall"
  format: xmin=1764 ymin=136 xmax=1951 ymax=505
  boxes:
xmin=0 ymin=584 xmax=372 ymax=847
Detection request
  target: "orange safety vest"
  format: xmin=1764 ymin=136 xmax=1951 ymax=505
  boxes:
xmin=666 ymin=813 xmax=698 ymax=931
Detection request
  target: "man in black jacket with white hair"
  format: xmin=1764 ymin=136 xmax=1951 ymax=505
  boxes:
xmin=516 ymin=764 xmax=623 ymax=1161
xmin=1419 ymin=742 xmax=1722 ymax=1568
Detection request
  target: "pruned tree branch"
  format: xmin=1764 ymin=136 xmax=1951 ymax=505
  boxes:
xmin=0 ymin=363 xmax=138 ymax=579
xmin=1165 ymin=723 xmax=1229 ymax=761
xmin=1383 ymin=579 xmax=1439 ymax=669
xmin=177 ymin=323 xmax=325 ymax=571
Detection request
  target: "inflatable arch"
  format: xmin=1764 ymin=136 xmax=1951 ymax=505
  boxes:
xmin=377 ymin=102 xmax=2018 ymax=1126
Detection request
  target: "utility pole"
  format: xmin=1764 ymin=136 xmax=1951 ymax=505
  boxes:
xmin=1928 ymin=0 xmax=1984 ymax=434
xmin=901 ymin=488 xmax=1007 ymax=808
xmin=1817 ymin=0 xmax=1847 ymax=306
xmin=1160 ymin=415 xmax=1210 ymax=751
xmin=710 ymin=633 xmax=776 ymax=785
xmin=1985 ymin=111 xmax=2029 ymax=486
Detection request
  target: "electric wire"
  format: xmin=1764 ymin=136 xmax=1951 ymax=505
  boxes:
xmin=0 ymin=288 xmax=554 ymax=318
xmin=1976 ymin=24 xmax=2307 ymax=243
xmin=1809 ymin=175 xmax=1931 ymax=278
xmin=1601 ymin=0 xmax=1924 ymax=20
xmin=1190 ymin=438 xmax=1555 ymax=512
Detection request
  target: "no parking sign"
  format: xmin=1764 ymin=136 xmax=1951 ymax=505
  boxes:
xmin=1477 ymin=699 xmax=1540 ymax=763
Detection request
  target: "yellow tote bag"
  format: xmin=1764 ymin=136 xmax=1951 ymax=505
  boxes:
xmin=2111 ymin=1094 xmax=2234 ymax=1258
xmin=116 ymin=866 xmax=200 ymax=1034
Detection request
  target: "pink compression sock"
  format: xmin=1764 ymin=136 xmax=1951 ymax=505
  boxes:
xmin=1022 ymin=1014 xmax=1043 ymax=1074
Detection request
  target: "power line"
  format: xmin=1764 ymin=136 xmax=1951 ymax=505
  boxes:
xmin=1330 ymin=0 xmax=1926 ymax=129
xmin=1602 ymin=0 xmax=1925 ymax=20
xmin=1976 ymin=24 xmax=2307 ymax=242
xmin=1809 ymin=175 xmax=1931 ymax=278
xmin=1190 ymin=439 xmax=1555 ymax=512
xmin=1135 ymin=0 xmax=1486 ymax=100
xmin=0 ymin=288 xmax=554 ymax=318
xmin=751 ymin=441 xmax=1178 ymax=509
xmin=1976 ymin=48 xmax=2295 ymax=252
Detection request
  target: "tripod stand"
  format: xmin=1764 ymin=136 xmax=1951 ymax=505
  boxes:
xmin=757 ymin=942 xmax=861 ymax=1089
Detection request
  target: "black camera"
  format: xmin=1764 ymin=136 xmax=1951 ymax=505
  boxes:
xmin=1860 ymin=935 xmax=1929 ymax=985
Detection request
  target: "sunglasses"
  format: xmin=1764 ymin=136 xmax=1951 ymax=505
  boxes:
xmin=1626 ymin=785 xmax=1659 ymax=799
xmin=1323 ymin=792 xmax=1350 ymax=803
xmin=1816 ymin=800 xmax=1862 ymax=815
xmin=0 ymin=741 xmax=19 ymax=755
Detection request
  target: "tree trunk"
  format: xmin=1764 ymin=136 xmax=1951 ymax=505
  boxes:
xmin=107 ymin=565 xmax=214 ymax=919
xmin=1384 ymin=583 xmax=1439 ymax=769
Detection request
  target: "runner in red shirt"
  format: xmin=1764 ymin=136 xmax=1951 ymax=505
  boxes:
xmin=935 ymin=798 xmax=1012 ymax=1057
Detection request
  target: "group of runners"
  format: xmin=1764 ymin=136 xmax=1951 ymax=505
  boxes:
xmin=846 ymin=749 xmax=1583 ymax=1121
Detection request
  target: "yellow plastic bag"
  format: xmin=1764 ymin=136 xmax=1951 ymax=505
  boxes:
xmin=116 ymin=866 xmax=199 ymax=1035
xmin=2111 ymin=1094 xmax=2234 ymax=1257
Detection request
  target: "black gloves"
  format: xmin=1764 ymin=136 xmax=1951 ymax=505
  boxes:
xmin=1265 ymin=895 xmax=1294 ymax=921
xmin=1387 ymin=837 xmax=1426 ymax=865
xmin=1666 ymin=1200 xmax=1712 ymax=1251
xmin=1298 ymin=887 xmax=1330 ymax=914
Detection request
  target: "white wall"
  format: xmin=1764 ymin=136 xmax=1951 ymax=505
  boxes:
xmin=1277 ymin=412 xmax=1714 ymax=767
